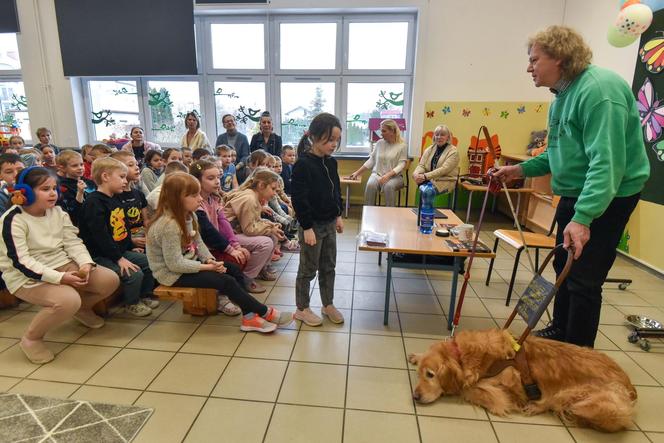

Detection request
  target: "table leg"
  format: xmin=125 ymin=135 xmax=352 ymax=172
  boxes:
xmin=465 ymin=190 xmax=474 ymax=223
xmin=383 ymin=253 xmax=393 ymax=325
xmin=344 ymin=184 xmax=350 ymax=218
xmin=448 ymin=257 xmax=461 ymax=330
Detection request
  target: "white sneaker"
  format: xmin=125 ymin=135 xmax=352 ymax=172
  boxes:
xmin=294 ymin=308 xmax=323 ymax=326
xmin=217 ymin=295 xmax=242 ymax=316
xmin=126 ymin=303 xmax=152 ymax=317
xmin=141 ymin=298 xmax=160 ymax=309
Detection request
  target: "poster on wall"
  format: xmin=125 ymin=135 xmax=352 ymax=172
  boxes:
xmin=422 ymin=102 xmax=550 ymax=173
xmin=633 ymin=8 xmax=664 ymax=206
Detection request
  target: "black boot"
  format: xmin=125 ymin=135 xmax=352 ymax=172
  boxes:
xmin=533 ymin=323 xmax=565 ymax=341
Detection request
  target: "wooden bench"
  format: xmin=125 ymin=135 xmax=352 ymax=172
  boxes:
xmin=0 ymin=289 xmax=20 ymax=309
xmin=153 ymin=286 xmax=217 ymax=316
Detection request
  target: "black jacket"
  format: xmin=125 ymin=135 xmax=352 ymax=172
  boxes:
xmin=79 ymin=191 xmax=132 ymax=261
xmin=57 ymin=176 xmax=95 ymax=227
xmin=291 ymin=152 xmax=342 ymax=230
xmin=195 ymin=209 xmax=231 ymax=253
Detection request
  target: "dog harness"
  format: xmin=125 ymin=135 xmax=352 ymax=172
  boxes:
xmin=481 ymin=337 xmax=542 ymax=401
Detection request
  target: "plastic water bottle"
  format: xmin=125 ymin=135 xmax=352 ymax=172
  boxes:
xmin=419 ymin=181 xmax=436 ymax=234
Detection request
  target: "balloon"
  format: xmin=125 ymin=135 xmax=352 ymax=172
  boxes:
xmin=616 ymin=4 xmax=653 ymax=37
xmin=607 ymin=24 xmax=639 ymax=47
xmin=621 ymin=0 xmax=641 ymax=10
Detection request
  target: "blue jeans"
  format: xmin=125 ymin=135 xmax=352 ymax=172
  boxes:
xmin=94 ymin=250 xmax=155 ymax=305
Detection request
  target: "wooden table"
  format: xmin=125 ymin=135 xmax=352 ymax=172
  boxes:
xmin=358 ymin=207 xmax=495 ymax=329
xmin=340 ymin=177 xmax=362 ymax=218
xmin=460 ymin=182 xmax=534 ymax=226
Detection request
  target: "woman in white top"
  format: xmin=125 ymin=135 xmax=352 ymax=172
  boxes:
xmin=348 ymin=119 xmax=408 ymax=207
xmin=180 ymin=112 xmax=211 ymax=152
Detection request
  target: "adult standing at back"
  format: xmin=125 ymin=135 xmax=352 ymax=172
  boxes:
xmin=348 ymin=119 xmax=408 ymax=207
xmin=495 ymin=25 xmax=650 ymax=348
xmin=216 ymin=114 xmax=250 ymax=164
xmin=180 ymin=112 xmax=211 ymax=153
xmin=250 ymin=111 xmax=282 ymax=157
xmin=121 ymin=127 xmax=161 ymax=166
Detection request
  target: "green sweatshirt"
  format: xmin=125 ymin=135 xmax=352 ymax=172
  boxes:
xmin=520 ymin=65 xmax=650 ymax=226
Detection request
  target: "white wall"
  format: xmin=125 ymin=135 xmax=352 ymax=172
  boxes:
xmin=15 ymin=0 xmax=638 ymax=153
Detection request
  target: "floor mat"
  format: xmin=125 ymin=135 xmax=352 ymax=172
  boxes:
xmin=0 ymin=393 xmax=153 ymax=442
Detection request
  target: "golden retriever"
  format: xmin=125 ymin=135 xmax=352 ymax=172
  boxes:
xmin=409 ymin=329 xmax=637 ymax=432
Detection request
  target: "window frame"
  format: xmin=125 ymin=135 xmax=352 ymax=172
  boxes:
xmin=0 ymin=33 xmax=30 ymax=143
xmin=204 ymin=16 xmax=269 ymax=75
xmin=207 ymin=75 xmax=269 ymax=139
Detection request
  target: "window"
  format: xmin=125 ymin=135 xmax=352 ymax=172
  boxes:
xmin=347 ymin=22 xmax=409 ymax=70
xmin=88 ymin=80 xmax=140 ymax=141
xmin=81 ymin=14 xmax=415 ymax=152
xmin=279 ymin=23 xmax=337 ymax=70
xmin=0 ymin=81 xmax=30 ymax=143
xmin=213 ymin=81 xmax=266 ymax=138
xmin=345 ymin=82 xmax=405 ymax=148
xmin=279 ymin=81 xmax=336 ymax=145
xmin=147 ymin=80 xmax=200 ymax=145
xmin=0 ymin=33 xmax=21 ymax=71
xmin=211 ymin=23 xmax=265 ymax=70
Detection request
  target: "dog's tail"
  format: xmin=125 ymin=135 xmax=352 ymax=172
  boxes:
xmin=552 ymin=382 xmax=635 ymax=432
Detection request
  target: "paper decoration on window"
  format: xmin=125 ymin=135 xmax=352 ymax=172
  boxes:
xmin=148 ymin=90 xmax=173 ymax=108
xmin=91 ymin=110 xmax=115 ymax=126
xmin=346 ymin=114 xmax=368 ymax=124
xmin=213 ymin=88 xmax=238 ymax=98
xmin=9 ymin=94 xmax=27 ymax=110
xmin=376 ymin=90 xmax=404 ymax=109
xmin=235 ymin=106 xmax=261 ymax=124
xmin=113 ymin=87 xmax=137 ymax=96
xmin=152 ymin=123 xmax=176 ymax=132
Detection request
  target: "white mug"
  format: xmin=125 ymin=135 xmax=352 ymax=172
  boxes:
xmin=456 ymin=224 xmax=475 ymax=242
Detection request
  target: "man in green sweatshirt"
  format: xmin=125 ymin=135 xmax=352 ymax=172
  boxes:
xmin=495 ymin=26 xmax=650 ymax=347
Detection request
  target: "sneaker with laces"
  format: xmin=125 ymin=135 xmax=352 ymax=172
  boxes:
xmin=126 ymin=303 xmax=152 ymax=317
xmin=217 ymin=294 xmax=242 ymax=316
xmin=73 ymin=310 xmax=105 ymax=329
xmin=257 ymin=267 xmax=278 ymax=281
xmin=533 ymin=324 xmax=565 ymax=341
xmin=321 ymin=304 xmax=344 ymax=324
xmin=240 ymin=314 xmax=277 ymax=333
xmin=294 ymin=308 xmax=323 ymax=326
xmin=263 ymin=307 xmax=294 ymax=327
xmin=141 ymin=298 xmax=160 ymax=309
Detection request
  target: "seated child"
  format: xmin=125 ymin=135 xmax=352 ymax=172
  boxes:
xmin=146 ymin=161 xmax=188 ymax=213
xmin=236 ymin=149 xmax=269 ymax=185
xmin=271 ymin=155 xmax=294 ymax=215
xmin=216 ymin=145 xmax=238 ymax=194
xmin=223 ymin=168 xmax=286 ymax=262
xmin=9 ymin=135 xmax=25 ymax=151
xmin=0 ymin=167 xmax=119 ymax=363
xmin=140 ymin=150 xmax=164 ymax=193
xmin=19 ymin=149 xmax=41 ymax=168
xmin=155 ymin=148 xmax=183 ymax=187
xmin=111 ymin=151 xmax=150 ymax=250
xmin=192 ymin=147 xmax=210 ymax=162
xmin=81 ymin=144 xmax=94 ymax=180
xmin=0 ymin=153 xmax=24 ymax=215
xmin=280 ymin=145 xmax=296 ymax=195
xmin=33 ymin=127 xmax=60 ymax=153
xmin=191 ymin=160 xmax=276 ymax=294
xmin=147 ymin=172 xmax=293 ymax=333
xmin=40 ymin=145 xmax=57 ymax=171
xmin=79 ymin=157 xmax=156 ymax=317
xmin=230 ymin=148 xmax=238 ymax=165
xmin=182 ymin=146 xmax=193 ymax=167
xmin=55 ymin=150 xmax=95 ymax=226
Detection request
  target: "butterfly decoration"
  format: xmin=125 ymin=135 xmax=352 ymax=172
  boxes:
xmin=534 ymin=104 xmax=543 ymax=113
xmin=441 ymin=105 xmax=451 ymax=114
xmin=500 ymin=111 xmax=509 ymax=119
xmin=637 ymin=77 xmax=664 ymax=143
xmin=483 ymin=107 xmax=491 ymax=116
xmin=426 ymin=110 xmax=435 ymax=118
xmin=639 ymin=33 xmax=664 ymax=74
xmin=462 ymin=108 xmax=471 ymax=117
xmin=517 ymin=105 xmax=526 ymax=114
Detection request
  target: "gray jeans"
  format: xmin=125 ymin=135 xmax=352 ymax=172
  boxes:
xmin=295 ymin=220 xmax=337 ymax=310
xmin=364 ymin=173 xmax=404 ymax=207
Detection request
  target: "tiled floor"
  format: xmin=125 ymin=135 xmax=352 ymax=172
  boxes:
xmin=1 ymin=210 xmax=664 ymax=442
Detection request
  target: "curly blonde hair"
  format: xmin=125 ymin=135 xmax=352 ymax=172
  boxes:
xmin=528 ymin=26 xmax=593 ymax=80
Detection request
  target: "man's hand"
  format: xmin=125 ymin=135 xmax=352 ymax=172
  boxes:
xmin=336 ymin=216 xmax=344 ymax=234
xmin=303 ymin=228 xmax=316 ymax=246
xmin=491 ymin=165 xmax=524 ymax=184
xmin=563 ymin=221 xmax=590 ymax=259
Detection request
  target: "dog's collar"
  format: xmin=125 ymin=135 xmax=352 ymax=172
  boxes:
xmin=448 ymin=338 xmax=461 ymax=362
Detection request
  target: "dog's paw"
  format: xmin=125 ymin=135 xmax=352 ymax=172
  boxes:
xmin=408 ymin=353 xmax=421 ymax=365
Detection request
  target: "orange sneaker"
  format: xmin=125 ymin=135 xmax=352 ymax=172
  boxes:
xmin=240 ymin=314 xmax=277 ymax=333
xmin=263 ymin=307 xmax=294 ymax=327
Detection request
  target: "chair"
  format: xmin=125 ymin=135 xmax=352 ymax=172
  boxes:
xmin=375 ymin=159 xmax=412 ymax=207
xmin=485 ymin=197 xmax=559 ymax=305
